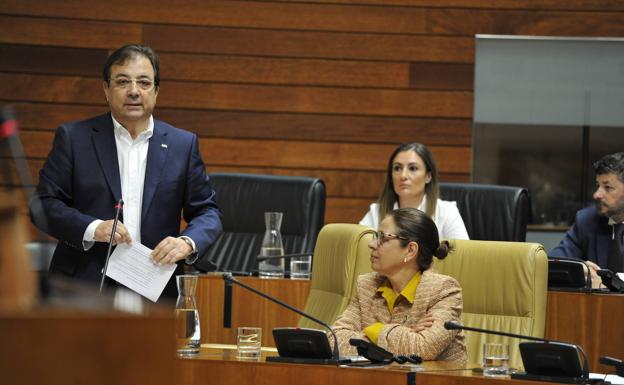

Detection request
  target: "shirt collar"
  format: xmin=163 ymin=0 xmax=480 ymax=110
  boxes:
xmin=111 ymin=115 xmax=154 ymax=141
xmin=393 ymin=196 xmax=428 ymax=213
xmin=376 ymin=271 xmax=422 ymax=311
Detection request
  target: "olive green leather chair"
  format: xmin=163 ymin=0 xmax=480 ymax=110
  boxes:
xmin=433 ymin=239 xmax=548 ymax=370
xmin=298 ymin=224 xmax=374 ymax=329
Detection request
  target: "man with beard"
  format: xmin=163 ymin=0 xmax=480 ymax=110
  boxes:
xmin=550 ymin=152 xmax=624 ymax=285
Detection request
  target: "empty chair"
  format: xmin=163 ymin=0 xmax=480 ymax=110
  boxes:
xmin=298 ymin=224 xmax=374 ymax=329
xmin=439 ymin=183 xmax=530 ymax=242
xmin=195 ymin=173 xmax=325 ymax=274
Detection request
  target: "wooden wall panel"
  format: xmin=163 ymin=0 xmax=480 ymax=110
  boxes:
xmin=1 ymin=0 xmax=621 ymax=229
xmin=0 ymin=73 xmax=472 ymax=117
xmin=427 ymin=9 xmax=624 ymax=36
xmin=159 ymin=53 xmax=410 ymax=88
xmin=9 ymin=102 xmax=472 ymax=146
xmin=410 ymin=63 xmax=473 ymax=91
xmin=263 ymin=0 xmax=624 ymax=11
xmin=143 ymin=25 xmax=475 ymax=63
xmin=0 ymin=15 xmax=140 ymax=49
xmin=14 ymin=131 xmax=471 ymax=173
xmin=0 ymin=45 xmax=108 ymax=76
xmin=3 ymin=158 xmax=468 ymax=201
xmin=0 ymin=0 xmax=428 ymax=34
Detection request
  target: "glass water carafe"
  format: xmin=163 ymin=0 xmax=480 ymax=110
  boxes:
xmin=175 ymin=274 xmax=200 ymax=355
xmin=258 ymin=212 xmax=285 ymax=278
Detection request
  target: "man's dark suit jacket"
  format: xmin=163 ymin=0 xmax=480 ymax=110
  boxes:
xmin=549 ymin=205 xmax=612 ymax=268
xmin=30 ymin=113 xmax=222 ymax=298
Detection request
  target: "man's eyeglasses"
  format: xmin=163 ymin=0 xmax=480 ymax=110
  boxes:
xmin=111 ymin=77 xmax=155 ymax=91
xmin=372 ymin=231 xmax=410 ymax=245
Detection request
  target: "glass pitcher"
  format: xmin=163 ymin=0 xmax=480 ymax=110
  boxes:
xmin=258 ymin=212 xmax=285 ymax=278
xmin=175 ymin=274 xmax=200 ymax=355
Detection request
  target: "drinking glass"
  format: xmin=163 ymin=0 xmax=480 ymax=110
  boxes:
xmin=237 ymin=327 xmax=262 ymax=359
xmin=482 ymin=342 xmax=509 ymax=376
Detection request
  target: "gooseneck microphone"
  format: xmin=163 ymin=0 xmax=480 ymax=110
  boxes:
xmin=443 ymin=321 xmax=551 ymax=342
xmin=445 ymin=321 xmax=590 ymax=382
xmin=99 ymin=199 xmax=124 ymax=293
xmin=599 ymin=356 xmax=624 ymax=377
xmin=222 ymin=273 xmax=341 ymax=363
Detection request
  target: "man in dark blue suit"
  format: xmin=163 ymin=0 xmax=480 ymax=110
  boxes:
xmin=30 ymin=44 xmax=222 ymax=299
xmin=550 ymin=152 xmax=624 ymax=284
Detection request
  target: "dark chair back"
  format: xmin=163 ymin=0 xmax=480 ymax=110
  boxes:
xmin=196 ymin=173 xmax=326 ymax=273
xmin=439 ymin=183 xmax=530 ymax=242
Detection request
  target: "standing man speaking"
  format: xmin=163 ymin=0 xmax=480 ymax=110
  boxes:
xmin=30 ymin=44 xmax=222 ymax=299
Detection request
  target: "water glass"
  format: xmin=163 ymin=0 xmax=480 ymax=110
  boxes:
xmin=482 ymin=342 xmax=509 ymax=376
xmin=237 ymin=327 xmax=262 ymax=359
xmin=290 ymin=255 xmax=312 ymax=280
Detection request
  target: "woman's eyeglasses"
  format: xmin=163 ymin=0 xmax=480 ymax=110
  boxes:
xmin=372 ymin=231 xmax=410 ymax=245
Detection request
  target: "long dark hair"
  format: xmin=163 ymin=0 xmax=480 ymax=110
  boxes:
xmin=389 ymin=208 xmax=450 ymax=271
xmin=378 ymin=142 xmax=439 ymax=220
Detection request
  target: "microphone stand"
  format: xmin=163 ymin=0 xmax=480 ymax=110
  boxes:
xmin=222 ymin=273 xmax=341 ymax=363
xmin=444 ymin=321 xmax=592 ymax=384
xmin=99 ymin=199 xmax=124 ymax=294
xmin=444 ymin=321 xmax=554 ymax=343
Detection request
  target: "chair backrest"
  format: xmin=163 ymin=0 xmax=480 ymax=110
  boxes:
xmin=439 ymin=182 xmax=530 ymax=242
xmin=298 ymin=224 xmax=374 ymax=329
xmin=433 ymin=239 xmax=548 ymax=369
xmin=195 ymin=172 xmax=326 ymax=273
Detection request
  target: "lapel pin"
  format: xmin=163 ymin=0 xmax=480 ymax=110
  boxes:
xmin=161 ymin=144 xmax=168 ymax=149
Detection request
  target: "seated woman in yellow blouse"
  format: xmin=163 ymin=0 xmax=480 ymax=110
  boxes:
xmin=332 ymin=207 xmax=467 ymax=363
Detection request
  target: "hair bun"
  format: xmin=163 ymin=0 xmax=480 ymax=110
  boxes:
xmin=434 ymin=240 xmax=451 ymax=260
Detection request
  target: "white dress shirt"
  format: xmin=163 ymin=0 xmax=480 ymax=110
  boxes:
xmin=359 ymin=197 xmax=470 ymax=240
xmin=82 ymin=116 xmax=153 ymax=248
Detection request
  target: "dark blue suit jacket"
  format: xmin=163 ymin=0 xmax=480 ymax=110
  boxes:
xmin=31 ymin=113 xmax=222 ymax=298
xmin=549 ymin=206 xmax=612 ymax=268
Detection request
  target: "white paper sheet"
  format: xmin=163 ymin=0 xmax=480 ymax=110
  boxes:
xmin=590 ymin=373 xmax=624 ymax=384
xmin=106 ymin=242 xmax=176 ymax=302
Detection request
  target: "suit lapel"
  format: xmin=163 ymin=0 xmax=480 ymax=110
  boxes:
xmin=91 ymin=115 xmax=122 ymax=201
xmin=142 ymin=121 xmax=169 ymax=222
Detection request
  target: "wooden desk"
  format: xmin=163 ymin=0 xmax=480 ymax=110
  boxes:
xmin=0 ymin=307 xmax=176 ymax=385
xmin=197 ymin=275 xmax=310 ymax=346
xmin=178 ymin=346 xmax=548 ymax=385
xmin=545 ymin=290 xmax=624 ymax=372
xmin=197 ymin=275 xmax=624 ymax=372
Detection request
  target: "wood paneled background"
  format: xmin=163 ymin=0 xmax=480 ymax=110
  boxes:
xmin=1 ymin=0 xmax=623 ymax=234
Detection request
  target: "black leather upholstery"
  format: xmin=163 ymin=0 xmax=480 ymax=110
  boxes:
xmin=439 ymin=183 xmax=530 ymax=242
xmin=195 ymin=173 xmax=326 ymax=273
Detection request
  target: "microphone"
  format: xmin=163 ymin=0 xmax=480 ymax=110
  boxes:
xmin=548 ymin=256 xmax=592 ymax=292
xmin=0 ymin=105 xmax=18 ymax=139
xmin=444 ymin=321 xmax=590 ymax=381
xmin=443 ymin=321 xmax=551 ymax=342
xmin=222 ymin=273 xmax=342 ymax=363
xmin=599 ymin=356 xmax=624 ymax=377
xmin=256 ymin=252 xmax=312 ymax=262
xmin=99 ymin=199 xmax=124 ymax=293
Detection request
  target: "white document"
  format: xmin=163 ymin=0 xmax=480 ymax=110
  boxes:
xmin=590 ymin=373 xmax=624 ymax=384
xmin=106 ymin=242 xmax=176 ymax=302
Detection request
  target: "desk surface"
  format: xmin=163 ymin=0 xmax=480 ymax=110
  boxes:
xmin=197 ymin=275 xmax=624 ymax=373
xmin=177 ymin=346 xmax=549 ymax=385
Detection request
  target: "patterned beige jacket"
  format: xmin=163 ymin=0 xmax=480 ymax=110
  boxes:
xmin=332 ymin=270 xmax=467 ymax=363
